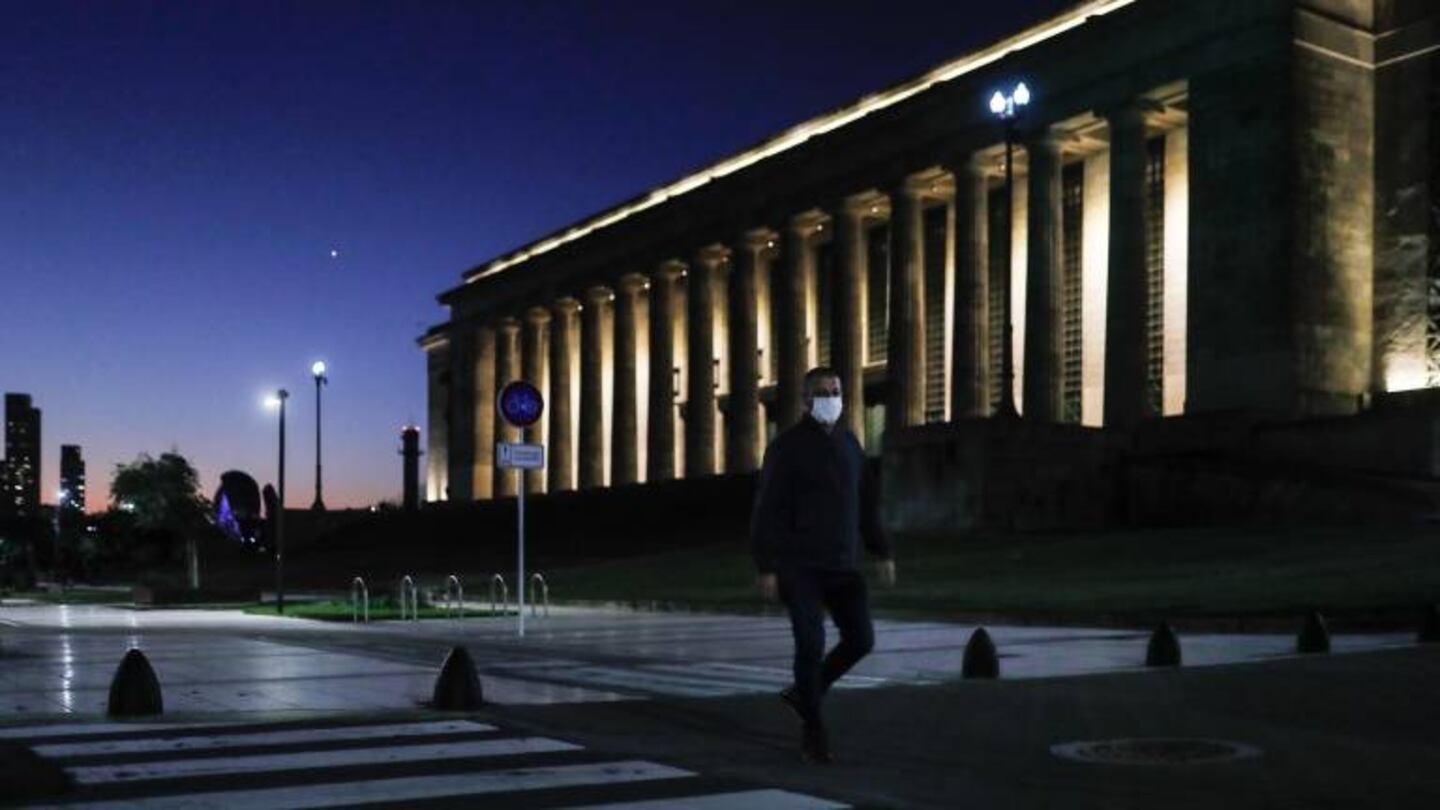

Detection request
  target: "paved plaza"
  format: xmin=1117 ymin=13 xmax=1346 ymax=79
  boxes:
xmin=1 ymin=601 xmax=1434 ymax=808
xmin=0 ymin=602 xmax=1415 ymax=715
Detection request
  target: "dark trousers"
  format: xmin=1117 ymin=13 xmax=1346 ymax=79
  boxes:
xmin=779 ymin=566 xmax=875 ymax=726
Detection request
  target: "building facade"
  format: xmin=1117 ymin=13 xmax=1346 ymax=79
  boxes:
xmin=3 ymin=393 xmax=42 ymax=517
xmin=421 ymin=0 xmax=1440 ymax=504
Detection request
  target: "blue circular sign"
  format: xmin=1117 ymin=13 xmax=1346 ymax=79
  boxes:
xmin=498 ymin=380 xmax=544 ymax=428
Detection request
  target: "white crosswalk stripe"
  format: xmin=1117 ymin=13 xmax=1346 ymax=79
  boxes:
xmin=0 ymin=721 xmax=254 ymax=740
xmin=68 ymin=736 xmax=582 ymax=785
xmin=500 ymin=661 xmax=893 ymax=699
xmin=34 ymin=719 xmax=495 ymax=757
xmin=562 ymin=789 xmax=851 ymax=809
xmin=30 ymin=761 xmax=694 ymax=810
xmin=10 ymin=717 xmax=851 ymax=809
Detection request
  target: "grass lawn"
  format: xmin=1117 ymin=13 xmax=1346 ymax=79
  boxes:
xmin=542 ymin=525 xmax=1440 ymax=622
xmin=243 ymin=600 xmax=504 ymax=622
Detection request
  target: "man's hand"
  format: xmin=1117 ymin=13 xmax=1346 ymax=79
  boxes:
xmin=874 ymin=558 xmax=897 ymax=587
xmin=756 ymin=573 xmax=779 ymax=602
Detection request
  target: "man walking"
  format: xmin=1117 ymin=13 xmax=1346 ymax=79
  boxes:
xmin=751 ymin=366 xmax=896 ymax=763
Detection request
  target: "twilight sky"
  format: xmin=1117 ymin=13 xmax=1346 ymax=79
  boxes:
xmin=0 ymin=0 xmax=1064 ymax=512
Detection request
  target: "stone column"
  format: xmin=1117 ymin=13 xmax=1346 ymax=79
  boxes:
xmin=1024 ymin=133 xmax=1064 ymax=423
xmin=885 ymin=179 xmax=927 ymax=436
xmin=521 ymin=306 xmax=551 ymax=494
xmin=686 ymin=246 xmax=726 ymax=477
xmin=579 ymin=286 xmax=610 ymax=489
xmin=446 ymin=325 xmax=476 ymax=501
xmin=777 ymin=216 xmax=816 ymax=429
xmin=647 ymin=261 xmax=684 ymax=482
xmin=472 ymin=324 xmax=496 ymax=499
xmin=1105 ymin=103 xmax=1152 ymax=429
xmin=951 ymin=157 xmax=990 ymax=419
xmin=611 ymin=274 xmax=645 ymax=486
xmin=493 ymin=317 xmax=521 ymax=497
xmin=727 ymin=230 xmax=769 ymax=472
xmin=425 ymin=339 xmax=450 ymax=501
xmin=548 ymin=298 xmax=579 ymax=492
xmin=833 ymin=197 xmax=869 ymax=441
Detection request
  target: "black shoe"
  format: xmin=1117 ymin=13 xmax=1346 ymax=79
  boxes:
xmin=800 ymin=722 xmax=833 ymax=764
xmin=779 ymin=687 xmax=804 ymax=724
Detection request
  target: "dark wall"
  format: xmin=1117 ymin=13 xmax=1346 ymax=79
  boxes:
xmin=270 ymin=471 xmax=759 ymax=588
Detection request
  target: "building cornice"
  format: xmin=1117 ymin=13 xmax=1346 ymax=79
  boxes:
xmin=447 ymin=0 xmax=1137 ymax=293
xmin=418 ymin=324 xmax=450 ymax=351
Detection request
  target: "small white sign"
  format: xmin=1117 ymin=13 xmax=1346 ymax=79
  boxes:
xmin=496 ymin=442 xmax=545 ymax=470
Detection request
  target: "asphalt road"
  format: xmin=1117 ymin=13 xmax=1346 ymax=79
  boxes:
xmin=491 ymin=645 xmax=1440 ymax=809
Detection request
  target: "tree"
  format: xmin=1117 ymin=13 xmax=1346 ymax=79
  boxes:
xmin=110 ymin=452 xmax=213 ymax=589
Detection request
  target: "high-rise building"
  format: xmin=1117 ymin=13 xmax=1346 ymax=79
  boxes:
xmin=3 ymin=393 xmax=41 ymax=518
xmin=60 ymin=444 xmax=85 ymax=516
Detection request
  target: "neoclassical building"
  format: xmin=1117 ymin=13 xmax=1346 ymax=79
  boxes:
xmin=422 ymin=0 xmax=1439 ymax=506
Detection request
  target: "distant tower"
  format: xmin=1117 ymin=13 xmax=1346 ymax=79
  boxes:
xmin=3 ymin=393 xmax=41 ymax=518
xmin=59 ymin=444 xmax=85 ymax=518
xmin=401 ymin=426 xmax=422 ymax=512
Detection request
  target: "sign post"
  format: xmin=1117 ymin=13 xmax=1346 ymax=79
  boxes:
xmin=496 ymin=380 xmax=545 ymax=638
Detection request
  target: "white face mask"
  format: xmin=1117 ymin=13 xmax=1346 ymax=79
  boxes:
xmin=810 ymin=395 xmax=843 ymax=425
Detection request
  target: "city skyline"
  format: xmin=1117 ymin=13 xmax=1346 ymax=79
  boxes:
xmin=0 ymin=0 xmax=1063 ymax=511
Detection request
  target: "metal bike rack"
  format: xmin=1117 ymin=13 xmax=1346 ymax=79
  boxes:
xmin=350 ymin=577 xmax=369 ymax=624
xmin=529 ymin=572 xmax=549 ymax=619
xmin=443 ymin=574 xmax=464 ymax=620
xmin=399 ymin=575 xmax=419 ymax=622
xmin=489 ymin=574 xmax=509 ymax=616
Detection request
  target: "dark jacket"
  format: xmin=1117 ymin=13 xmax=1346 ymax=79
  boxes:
xmin=750 ymin=414 xmax=890 ymax=573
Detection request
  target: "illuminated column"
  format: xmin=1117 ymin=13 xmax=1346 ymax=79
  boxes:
xmin=493 ymin=316 xmax=521 ymax=497
xmin=1104 ymin=102 xmax=1152 ymax=429
xmin=778 ymin=215 xmax=817 ymax=429
xmin=886 ymin=179 xmax=926 ymax=435
xmin=686 ymin=246 xmax=726 ymax=476
xmin=425 ymin=339 xmax=450 ymax=501
xmin=612 ymin=274 xmax=645 ymax=485
xmin=728 ymin=230 xmax=769 ymax=472
xmin=1162 ymin=128 xmax=1188 ymax=416
xmin=647 ymin=262 xmax=683 ymax=481
xmin=521 ymin=306 xmax=550 ymax=494
xmin=579 ymin=286 xmax=610 ymax=489
xmin=548 ymin=298 xmax=579 ymax=492
xmin=472 ymin=324 xmax=496 ymax=499
xmin=1024 ymin=133 xmax=1064 ymax=423
xmin=1081 ymin=150 xmax=1112 ymax=426
xmin=952 ymin=156 xmax=990 ymax=418
xmin=833 ymin=197 xmax=869 ymax=441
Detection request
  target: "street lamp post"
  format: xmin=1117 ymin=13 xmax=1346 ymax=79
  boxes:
xmin=311 ymin=361 xmax=327 ymax=512
xmin=988 ymin=81 xmax=1031 ymax=419
xmin=267 ymin=389 xmax=290 ymax=614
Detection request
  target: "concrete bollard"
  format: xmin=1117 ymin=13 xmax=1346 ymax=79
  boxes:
xmin=962 ymin=627 xmax=999 ymax=679
xmin=1296 ymin=610 xmax=1331 ymax=654
xmin=1420 ymin=604 xmax=1440 ymax=644
xmin=1145 ymin=622 xmax=1182 ymax=667
xmin=108 ymin=648 xmax=163 ymax=717
xmin=432 ymin=646 xmax=483 ymax=710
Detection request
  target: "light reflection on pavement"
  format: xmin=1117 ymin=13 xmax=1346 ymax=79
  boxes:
xmin=0 ymin=603 xmax=1414 ymax=716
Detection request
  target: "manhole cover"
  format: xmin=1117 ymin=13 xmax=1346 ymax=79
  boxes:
xmin=1051 ymin=738 xmax=1261 ymax=766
